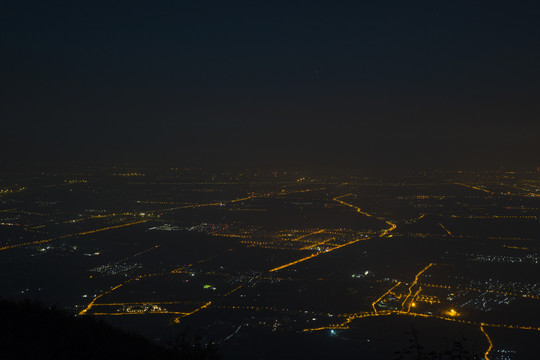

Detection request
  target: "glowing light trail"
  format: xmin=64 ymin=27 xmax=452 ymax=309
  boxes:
xmin=333 ymin=194 xmax=372 ymax=217
xmin=480 ymin=323 xmax=493 ymax=360
xmin=401 ymin=263 xmax=434 ymax=310
xmin=291 ymin=229 xmax=325 ymax=242
xmin=438 ymin=222 xmax=453 ymax=236
xmin=454 ymin=182 xmax=493 ymax=194
xmin=269 ymin=237 xmax=371 ymax=272
xmin=0 ymin=220 xmax=148 ymax=252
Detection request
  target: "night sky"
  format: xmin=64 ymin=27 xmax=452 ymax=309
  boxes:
xmin=2 ymin=1 xmax=539 ymax=170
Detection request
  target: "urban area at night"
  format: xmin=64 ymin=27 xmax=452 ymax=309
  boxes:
xmin=2 ymin=1 xmax=540 ymax=359
xmin=1 ymin=168 xmax=539 ymax=358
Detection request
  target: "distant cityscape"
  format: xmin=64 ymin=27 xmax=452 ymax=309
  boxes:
xmin=0 ymin=167 xmax=539 ymax=359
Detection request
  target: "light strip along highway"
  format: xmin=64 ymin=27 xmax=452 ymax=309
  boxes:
xmin=453 ymin=182 xmax=493 ymax=194
xmin=400 ymin=263 xmax=435 ymax=310
xmin=0 ymin=220 xmax=148 ymax=252
xmin=480 ymin=323 xmax=493 ymax=360
xmin=153 ymin=187 xmax=326 ymax=214
xmin=438 ymin=222 xmax=453 ymax=236
xmin=299 ymin=237 xmax=335 ymax=250
xmin=333 ymin=194 xmax=397 ymax=238
xmin=290 ymin=229 xmax=325 ymax=242
xmin=333 ymin=194 xmax=372 ymax=217
xmin=268 ymin=236 xmax=373 ymax=272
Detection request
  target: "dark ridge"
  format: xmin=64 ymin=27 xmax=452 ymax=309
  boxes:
xmin=0 ymin=299 xmax=218 ymax=360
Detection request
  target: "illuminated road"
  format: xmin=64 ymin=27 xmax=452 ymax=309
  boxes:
xmin=269 ymin=236 xmax=372 ymax=272
xmin=379 ymin=220 xmax=397 ymax=237
xmin=480 ymin=323 xmax=493 ymax=360
xmin=401 ymin=263 xmax=435 ymax=311
xmin=269 ymin=253 xmax=321 ymax=272
xmin=438 ymin=222 xmax=453 ymax=236
xmin=79 ymin=281 xmax=131 ymax=315
xmin=290 ymin=229 xmax=326 ymax=242
xmin=333 ymin=194 xmax=372 ymax=217
xmin=0 ymin=220 xmax=148 ymax=252
xmin=299 ymin=237 xmax=335 ymax=250
xmin=118 ymin=245 xmax=160 ymax=263
xmin=333 ymin=194 xmax=397 ymax=238
xmin=454 ymin=182 xmax=493 ymax=194
xmin=155 ymin=187 xmax=327 ymax=214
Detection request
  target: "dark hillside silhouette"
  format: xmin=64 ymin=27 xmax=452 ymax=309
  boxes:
xmin=0 ymin=299 xmax=218 ymax=360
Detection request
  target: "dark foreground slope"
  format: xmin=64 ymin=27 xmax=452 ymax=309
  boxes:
xmin=0 ymin=300 xmax=217 ymax=360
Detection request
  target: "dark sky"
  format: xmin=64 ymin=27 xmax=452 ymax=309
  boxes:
xmin=1 ymin=1 xmax=539 ymax=170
